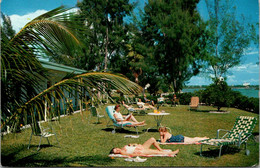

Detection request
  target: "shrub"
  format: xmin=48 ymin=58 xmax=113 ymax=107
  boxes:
xmin=202 ymin=79 xmax=234 ymax=111
xmin=177 ymin=92 xmax=194 ymax=105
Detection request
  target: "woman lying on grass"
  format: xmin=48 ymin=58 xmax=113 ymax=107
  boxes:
xmin=110 ymin=137 xmax=179 ymax=157
xmin=159 ymin=127 xmax=209 ymax=143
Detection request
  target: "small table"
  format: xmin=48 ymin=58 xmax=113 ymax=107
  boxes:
xmin=147 ymin=112 xmax=170 ymax=132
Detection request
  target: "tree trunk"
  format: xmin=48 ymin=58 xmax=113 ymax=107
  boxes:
xmin=104 ymin=26 xmax=108 ymax=71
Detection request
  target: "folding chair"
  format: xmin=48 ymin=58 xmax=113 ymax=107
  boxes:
xmin=199 ymin=116 xmax=257 ymax=157
xmin=157 ymin=97 xmax=166 ymax=106
xmin=89 ymin=106 xmax=105 ymax=124
xmin=28 ymin=121 xmax=59 ymax=151
xmin=124 ymin=95 xmax=134 ymax=105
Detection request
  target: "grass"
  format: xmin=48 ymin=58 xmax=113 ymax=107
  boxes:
xmin=1 ymin=105 xmax=259 ymax=167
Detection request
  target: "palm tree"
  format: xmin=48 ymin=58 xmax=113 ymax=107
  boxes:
xmin=1 ymin=6 xmax=142 ymax=133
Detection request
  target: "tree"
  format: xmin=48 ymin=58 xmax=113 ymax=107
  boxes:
xmin=204 ymin=0 xmax=258 ymax=79
xmin=75 ymin=0 xmax=135 ymax=71
xmin=1 ymin=13 xmax=16 ymax=39
xmin=202 ymin=78 xmax=234 ymax=111
xmin=1 ymin=7 xmax=142 ymax=133
xmin=140 ymin=0 xmax=208 ymax=93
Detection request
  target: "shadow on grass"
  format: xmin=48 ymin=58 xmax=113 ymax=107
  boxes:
xmin=189 ymin=109 xmax=211 ymax=112
xmin=28 ymin=144 xmax=60 ymax=151
xmin=146 ymin=128 xmax=159 ymax=132
xmin=102 ymin=127 xmax=144 ymax=134
xmin=194 ymin=146 xmax=241 ymax=158
xmin=2 ymin=149 xmax=113 ymax=167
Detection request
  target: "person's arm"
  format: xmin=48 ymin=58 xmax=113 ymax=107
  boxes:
xmin=114 ymin=113 xmax=125 ymax=122
xmin=160 ymin=134 xmax=168 ymax=143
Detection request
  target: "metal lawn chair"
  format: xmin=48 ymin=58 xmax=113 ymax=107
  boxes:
xmin=199 ymin=116 xmax=257 ymax=157
xmin=124 ymin=95 xmax=134 ymax=105
xmin=28 ymin=121 xmax=59 ymax=151
xmin=105 ymin=106 xmax=145 ymax=135
xmin=157 ymin=97 xmax=166 ymax=107
xmin=89 ymin=106 xmax=105 ymax=124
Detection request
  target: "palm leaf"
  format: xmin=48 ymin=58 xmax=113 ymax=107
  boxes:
xmin=6 ymin=72 xmax=142 ymax=133
xmin=1 ymin=6 xmax=83 ymax=131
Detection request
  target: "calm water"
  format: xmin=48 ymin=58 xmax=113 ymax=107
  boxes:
xmin=182 ymin=88 xmax=259 ymax=98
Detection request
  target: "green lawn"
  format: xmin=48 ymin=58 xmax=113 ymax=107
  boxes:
xmin=1 ymin=105 xmax=259 ymax=167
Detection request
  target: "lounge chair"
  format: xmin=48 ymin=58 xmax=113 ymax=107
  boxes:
xmin=28 ymin=121 xmax=59 ymax=151
xmin=89 ymin=106 xmax=105 ymax=124
xmin=189 ymin=97 xmax=199 ymax=111
xmin=105 ymin=106 xmax=145 ymax=135
xmin=199 ymin=116 xmax=257 ymax=157
xmin=121 ymin=105 xmax=146 ymax=115
xmin=124 ymin=95 xmax=135 ymax=105
xmin=157 ymin=97 xmax=166 ymax=107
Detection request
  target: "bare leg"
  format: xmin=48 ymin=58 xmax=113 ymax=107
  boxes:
xmin=142 ymin=137 xmax=163 ymax=151
xmin=184 ymin=136 xmax=209 ymax=143
xmin=126 ymin=114 xmax=138 ymax=122
xmin=142 ymin=148 xmax=179 ymax=155
xmin=125 ymin=114 xmax=145 ymax=125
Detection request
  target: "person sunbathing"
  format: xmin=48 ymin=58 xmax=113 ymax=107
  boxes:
xmin=144 ymin=94 xmax=155 ymax=106
xmin=110 ymin=137 xmax=179 ymax=156
xmin=121 ymin=101 xmax=145 ymax=111
xmin=137 ymin=98 xmax=155 ymax=109
xmin=113 ymin=105 xmax=145 ymax=126
xmin=159 ymin=127 xmax=209 ymax=143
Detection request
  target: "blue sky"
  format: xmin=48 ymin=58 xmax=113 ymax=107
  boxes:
xmin=1 ymin=0 xmax=259 ymax=86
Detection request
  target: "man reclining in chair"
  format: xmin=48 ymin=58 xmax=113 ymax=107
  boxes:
xmin=114 ymin=105 xmax=145 ymax=126
xmin=110 ymin=137 xmax=179 ymax=157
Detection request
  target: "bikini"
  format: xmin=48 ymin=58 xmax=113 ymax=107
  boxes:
xmin=167 ymin=135 xmax=184 ymax=142
xmin=124 ymin=144 xmax=144 ymax=154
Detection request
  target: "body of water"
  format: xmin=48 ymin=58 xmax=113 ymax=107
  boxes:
xmin=182 ymin=87 xmax=259 ymax=98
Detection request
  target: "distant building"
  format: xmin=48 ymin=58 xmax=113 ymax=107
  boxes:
xmin=243 ymin=83 xmax=250 ymax=87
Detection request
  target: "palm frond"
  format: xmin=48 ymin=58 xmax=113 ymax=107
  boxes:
xmin=6 ymin=72 xmax=142 ymax=133
xmin=1 ymin=6 xmax=83 ymax=132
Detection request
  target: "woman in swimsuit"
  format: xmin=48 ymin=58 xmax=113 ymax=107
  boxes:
xmin=137 ymin=98 xmax=155 ymax=109
xmin=110 ymin=137 xmax=179 ymax=156
xmin=159 ymin=127 xmax=209 ymax=143
xmin=121 ymin=101 xmax=145 ymax=111
xmin=113 ymin=105 xmax=145 ymax=126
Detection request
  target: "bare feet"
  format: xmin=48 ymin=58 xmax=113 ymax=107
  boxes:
xmin=172 ymin=149 xmax=179 ymax=155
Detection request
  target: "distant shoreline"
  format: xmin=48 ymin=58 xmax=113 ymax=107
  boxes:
xmin=182 ymin=86 xmax=259 ymax=98
xmin=184 ymin=85 xmax=259 ymax=90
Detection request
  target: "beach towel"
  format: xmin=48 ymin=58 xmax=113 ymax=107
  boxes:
xmin=159 ymin=142 xmax=201 ymax=145
xmin=109 ymin=154 xmax=176 ymax=158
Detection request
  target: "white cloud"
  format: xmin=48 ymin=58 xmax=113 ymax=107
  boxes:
xmin=245 ymin=51 xmax=259 ymax=55
xmin=243 ymin=47 xmax=259 ymax=55
xmin=231 ymin=63 xmax=259 ymax=73
xmin=8 ymin=8 xmax=79 ymax=33
xmin=226 ymin=75 xmax=238 ymax=84
xmin=9 ymin=10 xmax=48 ymax=33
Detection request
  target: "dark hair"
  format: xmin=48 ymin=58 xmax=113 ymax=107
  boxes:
xmin=109 ymin=148 xmax=115 ymax=154
xmin=115 ymin=104 xmax=120 ymax=110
